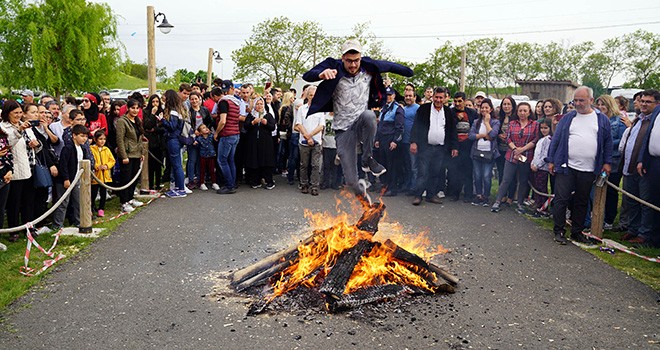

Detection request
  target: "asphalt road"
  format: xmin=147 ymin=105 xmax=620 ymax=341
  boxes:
xmin=1 ymin=184 xmax=658 ymax=349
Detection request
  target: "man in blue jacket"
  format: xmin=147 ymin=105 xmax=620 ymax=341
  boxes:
xmin=302 ymin=39 xmax=413 ymax=203
xmin=375 ymin=86 xmax=405 ymax=196
xmin=547 ymin=86 xmax=613 ymax=245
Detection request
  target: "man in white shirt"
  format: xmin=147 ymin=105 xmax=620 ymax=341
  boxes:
xmin=294 ymin=86 xmax=324 ymax=195
xmin=635 ymin=96 xmax=660 ymax=247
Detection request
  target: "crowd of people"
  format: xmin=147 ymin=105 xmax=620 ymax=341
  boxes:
xmin=0 ymin=43 xmax=658 ymax=248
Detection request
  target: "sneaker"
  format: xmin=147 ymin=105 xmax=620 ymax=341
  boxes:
xmin=199 ymin=184 xmax=209 ymax=191
xmin=182 ymin=187 xmax=193 ymax=194
xmin=357 ymin=179 xmax=373 ymax=205
xmin=184 ymin=177 xmax=189 ymax=185
xmin=361 ymin=157 xmax=386 ymax=177
xmin=211 ymin=183 xmax=220 ymax=191
xmin=491 ymin=202 xmax=500 ymax=213
xmin=603 ymin=223 xmax=613 ymax=230
xmin=482 ymin=198 xmax=490 ymax=207
xmin=36 ymin=226 xmax=53 ymax=235
xmin=471 ymin=199 xmax=482 ymax=206
xmin=310 ymin=187 xmax=319 ymax=196
xmin=554 ymin=232 xmax=567 ymax=245
xmin=121 ymin=203 xmax=135 ymax=213
xmin=176 ymin=190 xmax=189 ymax=197
xmin=97 ymin=209 xmax=105 ymax=217
xmin=129 ymin=199 xmax=144 ymax=207
xmin=216 ymin=186 xmax=235 ymax=195
xmin=515 ymin=206 xmax=526 ymax=215
xmin=165 ymin=190 xmax=185 ymax=198
xmin=251 ymin=184 xmax=262 ymax=189
xmin=265 ymin=183 xmax=275 ymax=190
xmin=437 ymin=191 xmax=445 ymax=199
xmin=300 ymin=184 xmax=309 ymax=194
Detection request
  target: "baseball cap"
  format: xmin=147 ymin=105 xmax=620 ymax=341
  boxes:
xmin=21 ymin=89 xmax=34 ymax=97
xmin=385 ymin=86 xmax=395 ymax=95
xmin=220 ymin=80 xmax=233 ymax=92
xmin=475 ymin=91 xmax=486 ymax=98
xmin=341 ymin=39 xmax=363 ymax=55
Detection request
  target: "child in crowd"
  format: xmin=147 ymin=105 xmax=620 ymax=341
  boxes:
xmin=194 ymin=124 xmax=219 ymax=191
xmin=530 ymin=118 xmax=553 ymax=217
xmin=53 ymin=124 xmax=90 ymax=229
xmin=90 ymin=130 xmax=115 ymax=217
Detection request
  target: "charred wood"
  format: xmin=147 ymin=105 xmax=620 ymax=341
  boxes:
xmin=319 ymin=240 xmax=375 ymax=300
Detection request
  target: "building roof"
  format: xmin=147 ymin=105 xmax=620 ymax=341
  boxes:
xmin=515 ymin=79 xmax=578 ymax=88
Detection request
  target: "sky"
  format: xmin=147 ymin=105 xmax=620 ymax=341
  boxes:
xmin=98 ymin=0 xmax=660 ymax=87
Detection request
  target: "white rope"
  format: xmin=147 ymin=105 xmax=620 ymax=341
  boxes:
xmin=0 ymin=168 xmax=83 ymax=234
xmin=606 ymin=180 xmax=660 ymax=213
xmin=528 ymin=181 xmax=555 ymax=198
xmin=90 ymin=160 xmax=143 ymax=191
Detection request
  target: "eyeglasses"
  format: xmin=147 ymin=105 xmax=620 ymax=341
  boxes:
xmin=640 ymin=99 xmax=656 ymax=104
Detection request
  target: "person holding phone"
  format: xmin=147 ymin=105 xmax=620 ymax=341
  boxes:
xmin=0 ymin=123 xmax=14 ymax=239
xmin=82 ymin=93 xmax=107 ymax=137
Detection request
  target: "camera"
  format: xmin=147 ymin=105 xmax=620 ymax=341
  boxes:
xmin=29 ymin=120 xmax=40 ymax=127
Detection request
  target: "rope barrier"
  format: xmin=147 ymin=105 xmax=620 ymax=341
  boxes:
xmin=90 ymin=160 xmax=144 ymax=192
xmin=606 ymin=180 xmax=660 ymax=213
xmin=148 ymin=149 xmax=165 ymax=167
xmin=0 ymin=168 xmax=83 ymax=234
xmin=581 ymin=231 xmax=659 ymax=263
xmin=19 ymin=223 xmax=66 ymax=276
xmin=528 ymin=181 xmax=554 ymax=198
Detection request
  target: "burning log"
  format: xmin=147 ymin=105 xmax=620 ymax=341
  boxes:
xmin=230 ymin=203 xmax=386 ymax=289
xmin=383 ymin=239 xmax=459 ymax=286
xmin=319 ymin=240 xmax=376 ymax=300
xmin=326 ymin=285 xmax=412 ymax=312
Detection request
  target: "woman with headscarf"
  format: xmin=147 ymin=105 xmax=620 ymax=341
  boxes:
xmin=244 ymin=98 xmax=276 ymax=189
xmin=143 ymin=94 xmax=165 ymax=192
xmin=82 ymin=93 xmax=108 ymax=138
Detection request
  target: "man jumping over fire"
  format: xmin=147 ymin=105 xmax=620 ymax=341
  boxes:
xmin=302 ymin=39 xmax=414 ymax=204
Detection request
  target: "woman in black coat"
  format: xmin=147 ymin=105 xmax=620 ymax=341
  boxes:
xmin=143 ymin=94 xmax=165 ymax=191
xmin=244 ymin=98 xmax=276 ymax=189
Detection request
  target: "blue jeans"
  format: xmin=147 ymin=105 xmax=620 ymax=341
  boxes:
xmin=287 ymin=133 xmax=300 ymax=183
xmin=167 ymin=138 xmax=185 ymax=190
xmin=217 ymin=134 xmax=239 ymax=189
xmin=623 ymin=173 xmax=653 ymax=237
xmin=472 ymin=159 xmax=493 ymax=200
xmin=186 ymin=144 xmax=200 ymax=182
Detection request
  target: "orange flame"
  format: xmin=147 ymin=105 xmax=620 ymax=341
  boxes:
xmin=269 ymin=196 xmax=448 ymax=300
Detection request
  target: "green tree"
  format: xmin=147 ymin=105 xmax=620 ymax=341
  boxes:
xmin=0 ymin=0 xmax=121 ymax=97
xmin=622 ymin=29 xmax=660 ymax=87
xmin=497 ymin=42 xmax=543 ymax=94
xmin=466 ymin=38 xmax=504 ymax=96
xmin=343 ymin=22 xmax=392 ymax=61
xmin=232 ymin=16 xmax=334 ymax=86
xmin=539 ymin=41 xmax=593 ymax=82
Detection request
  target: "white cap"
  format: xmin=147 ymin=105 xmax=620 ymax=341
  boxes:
xmin=475 ymin=91 xmax=486 ymax=98
xmin=341 ymin=39 xmax=363 ymax=55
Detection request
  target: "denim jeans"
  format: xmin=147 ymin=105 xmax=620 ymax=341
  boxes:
xmin=622 ymin=172 xmax=653 ymax=237
xmin=217 ymin=134 xmax=239 ymax=189
xmin=287 ymin=133 xmax=300 ymax=183
xmin=472 ymin=159 xmax=493 ymax=200
xmin=167 ymin=138 xmax=185 ymax=190
xmin=495 ymin=160 xmax=531 ymax=204
xmin=186 ymin=144 xmax=200 ymax=182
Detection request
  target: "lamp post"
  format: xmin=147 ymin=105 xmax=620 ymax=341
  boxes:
xmin=147 ymin=6 xmax=174 ymax=96
xmin=207 ymin=49 xmax=223 ymax=86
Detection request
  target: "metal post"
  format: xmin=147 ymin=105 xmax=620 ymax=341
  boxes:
xmin=79 ymin=160 xmax=92 ymax=234
xmin=147 ymin=6 xmax=157 ymax=96
xmin=207 ymin=48 xmax=214 ymax=87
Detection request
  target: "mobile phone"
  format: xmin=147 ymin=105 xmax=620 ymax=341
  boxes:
xmin=0 ymin=145 xmax=9 ymax=151
xmin=29 ymin=120 xmax=40 ymax=127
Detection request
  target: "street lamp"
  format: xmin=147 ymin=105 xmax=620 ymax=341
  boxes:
xmin=214 ymin=51 xmax=223 ymax=63
xmin=147 ymin=6 xmax=173 ymax=96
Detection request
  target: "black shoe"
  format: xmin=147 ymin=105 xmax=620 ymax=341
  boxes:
xmin=554 ymin=232 xmax=567 ymax=245
xmin=361 ymin=157 xmax=386 ymax=177
xmin=426 ymin=196 xmax=443 ymax=204
xmin=571 ymin=232 xmax=591 ymax=244
xmin=216 ymin=186 xmax=235 ymax=194
xmin=412 ymin=197 xmax=423 ymax=206
xmin=300 ymin=185 xmax=309 ymax=194
xmin=449 ymin=196 xmax=460 ymax=202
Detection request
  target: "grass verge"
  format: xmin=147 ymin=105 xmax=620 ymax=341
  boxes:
xmin=0 ymin=194 xmax=157 ymax=310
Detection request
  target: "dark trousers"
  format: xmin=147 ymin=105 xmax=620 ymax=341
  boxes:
xmin=91 ymin=184 xmax=107 ymax=211
xmin=119 ymin=158 xmax=140 ymax=204
xmin=646 ymin=156 xmax=660 ymax=246
xmin=34 ymin=186 xmax=49 ymax=222
xmin=322 ymin=147 xmax=341 ymax=189
xmin=287 ymin=133 xmax=300 ymax=183
xmin=235 ymin=132 xmax=247 ymax=183
xmin=496 ymin=160 xmax=531 ymax=204
xmin=447 ymin=142 xmax=474 ymax=200
xmin=531 ymin=170 xmax=550 ymax=210
xmin=414 ymin=145 xmax=447 ymax=198
xmin=604 ymin=171 xmax=623 ymax=225
xmin=553 ymin=168 xmax=595 ymax=235
xmin=496 ymin=154 xmax=516 ymax=199
xmin=200 ymin=157 xmax=216 ymax=184
xmin=623 ymin=172 xmax=653 ymax=237
xmin=7 ymin=178 xmax=33 ymax=228
xmin=249 ymin=166 xmax=273 ymax=186
xmin=148 ymin=147 xmax=164 ymax=190
xmin=277 ymin=136 xmax=289 ymax=172
xmin=378 ymin=136 xmax=400 ymax=192
xmin=0 ymin=181 xmax=10 ymax=229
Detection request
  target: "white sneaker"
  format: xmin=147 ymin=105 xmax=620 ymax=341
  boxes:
xmin=184 ymin=177 xmax=189 ymax=185
xmin=437 ymin=191 xmax=445 ymax=198
xmin=183 ymin=187 xmax=193 ymax=194
xmin=357 ymin=179 xmax=373 ymax=205
xmin=36 ymin=226 xmax=53 ymax=235
xmin=121 ymin=203 xmax=135 ymax=213
xmin=199 ymin=184 xmax=208 ymax=191
xmin=211 ymin=183 xmax=220 ymax=191
xmin=129 ymin=199 xmax=144 ymax=207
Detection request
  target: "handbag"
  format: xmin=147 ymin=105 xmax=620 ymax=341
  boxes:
xmin=474 ymin=149 xmax=494 ymax=162
xmin=33 ymin=154 xmax=53 ymax=188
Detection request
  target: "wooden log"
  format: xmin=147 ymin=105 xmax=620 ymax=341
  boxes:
xmin=384 ymin=239 xmax=459 ymax=286
xmin=590 ymin=177 xmax=607 ymax=239
xmin=234 ymin=260 xmax=291 ymax=292
xmin=319 ymin=240 xmax=375 ymax=300
xmin=326 ymin=284 xmax=411 ymax=312
xmin=232 ymin=203 xmax=386 ymax=286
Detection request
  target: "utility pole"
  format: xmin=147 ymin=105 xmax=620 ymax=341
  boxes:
xmin=207 ymin=48 xmax=213 ymax=87
xmin=459 ymin=47 xmax=466 ymax=93
xmin=147 ymin=6 xmax=156 ymax=96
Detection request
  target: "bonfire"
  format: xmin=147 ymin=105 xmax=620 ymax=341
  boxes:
xmin=230 ymin=196 xmax=458 ymax=315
